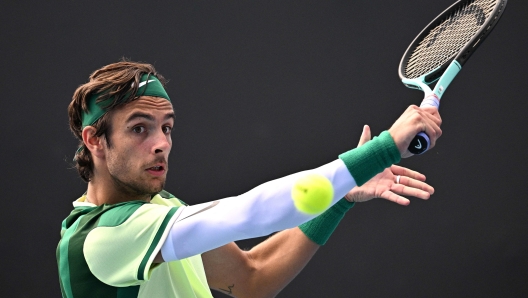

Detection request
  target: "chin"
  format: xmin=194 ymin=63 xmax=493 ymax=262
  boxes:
xmin=132 ymin=180 xmax=165 ymax=197
xmin=148 ymin=182 xmax=165 ymax=195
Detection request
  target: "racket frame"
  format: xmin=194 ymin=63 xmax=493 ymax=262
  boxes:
xmin=399 ymin=0 xmax=508 ymax=88
xmin=397 ymin=0 xmax=508 ymax=154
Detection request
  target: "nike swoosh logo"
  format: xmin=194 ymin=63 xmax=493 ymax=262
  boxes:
xmin=415 ymin=139 xmax=422 ymax=149
xmin=137 ymin=79 xmax=155 ymax=88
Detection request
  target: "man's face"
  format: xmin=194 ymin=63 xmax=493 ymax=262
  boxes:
xmin=103 ymin=96 xmax=174 ymax=197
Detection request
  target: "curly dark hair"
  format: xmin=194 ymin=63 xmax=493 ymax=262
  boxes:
xmin=68 ymin=60 xmax=168 ymax=182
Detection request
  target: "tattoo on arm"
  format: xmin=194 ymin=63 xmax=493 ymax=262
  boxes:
xmin=219 ymin=284 xmax=235 ymax=294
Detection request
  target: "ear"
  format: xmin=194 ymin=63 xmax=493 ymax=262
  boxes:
xmin=82 ymin=126 xmax=106 ymax=159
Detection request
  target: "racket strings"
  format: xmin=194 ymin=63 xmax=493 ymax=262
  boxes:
xmin=405 ymin=0 xmax=497 ymax=79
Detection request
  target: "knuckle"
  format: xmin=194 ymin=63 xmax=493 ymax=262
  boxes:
xmin=407 ymin=105 xmax=418 ymax=112
xmin=429 ymin=130 xmax=436 ymax=139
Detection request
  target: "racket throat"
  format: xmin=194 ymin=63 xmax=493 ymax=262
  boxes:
xmin=431 ymin=60 xmax=462 ymax=98
xmin=401 ymin=60 xmax=462 ymax=109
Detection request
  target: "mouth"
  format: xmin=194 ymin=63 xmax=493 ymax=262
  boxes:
xmin=146 ymin=165 xmax=166 ymax=176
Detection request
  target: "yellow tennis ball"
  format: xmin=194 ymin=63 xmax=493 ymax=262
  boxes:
xmin=291 ymin=174 xmax=334 ymax=214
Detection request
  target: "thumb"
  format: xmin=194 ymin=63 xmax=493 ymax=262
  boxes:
xmin=357 ymin=125 xmax=371 ymax=147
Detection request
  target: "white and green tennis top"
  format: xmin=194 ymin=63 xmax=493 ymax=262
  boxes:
xmin=56 ymin=190 xmax=213 ymax=298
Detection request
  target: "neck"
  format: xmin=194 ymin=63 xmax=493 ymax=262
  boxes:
xmin=86 ymin=172 xmax=151 ymax=205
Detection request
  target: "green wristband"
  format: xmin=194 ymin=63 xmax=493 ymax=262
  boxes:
xmin=298 ymin=199 xmax=355 ymax=246
xmin=338 ymin=130 xmax=400 ymax=186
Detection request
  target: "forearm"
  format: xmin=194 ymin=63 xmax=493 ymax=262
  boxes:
xmin=247 ymin=227 xmax=320 ymax=298
xmin=203 ymin=228 xmax=319 ymax=298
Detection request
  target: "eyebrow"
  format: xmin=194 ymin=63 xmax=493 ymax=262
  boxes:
xmin=125 ymin=112 xmax=175 ymax=123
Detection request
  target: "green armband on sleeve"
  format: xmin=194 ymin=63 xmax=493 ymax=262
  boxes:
xmin=298 ymin=199 xmax=355 ymax=246
xmin=338 ymin=130 xmax=401 ymax=186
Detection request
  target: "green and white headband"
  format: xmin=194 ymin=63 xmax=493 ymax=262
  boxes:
xmin=81 ymin=73 xmax=171 ymax=128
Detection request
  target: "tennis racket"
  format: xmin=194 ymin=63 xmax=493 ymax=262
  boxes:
xmin=399 ymin=0 xmax=508 ymax=155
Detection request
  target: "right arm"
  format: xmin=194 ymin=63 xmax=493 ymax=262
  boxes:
xmin=159 ymin=105 xmax=442 ymax=262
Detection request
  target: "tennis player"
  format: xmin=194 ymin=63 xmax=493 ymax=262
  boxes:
xmin=57 ymin=61 xmax=441 ymax=298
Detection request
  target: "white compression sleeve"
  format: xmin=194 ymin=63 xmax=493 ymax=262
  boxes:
xmin=160 ymin=159 xmax=357 ymax=262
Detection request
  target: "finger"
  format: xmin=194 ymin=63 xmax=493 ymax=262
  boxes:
xmin=421 ymin=110 xmax=442 ymax=149
xmin=399 ymin=176 xmax=434 ymax=195
xmin=397 ymin=174 xmax=434 ymax=194
xmin=390 ymin=183 xmax=432 ymax=199
xmin=423 ymin=109 xmax=442 ymax=133
xmin=422 ymin=106 xmax=442 ymax=126
xmin=424 ymin=120 xmax=442 ymax=149
xmin=357 ymin=125 xmax=371 ymax=147
xmin=390 ymin=165 xmax=426 ymax=181
xmin=421 ymin=106 xmax=440 ymax=116
xmin=379 ymin=190 xmax=410 ymax=206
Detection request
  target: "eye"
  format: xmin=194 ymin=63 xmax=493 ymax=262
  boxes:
xmin=162 ymin=126 xmax=172 ymax=134
xmin=133 ymin=126 xmax=146 ymax=133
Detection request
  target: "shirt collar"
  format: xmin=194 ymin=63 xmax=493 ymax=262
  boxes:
xmin=72 ymin=194 xmax=96 ymax=207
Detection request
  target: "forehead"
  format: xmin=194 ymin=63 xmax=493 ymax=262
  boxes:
xmin=112 ymin=96 xmax=174 ymax=121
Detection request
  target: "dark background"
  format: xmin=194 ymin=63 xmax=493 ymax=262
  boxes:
xmin=1 ymin=0 xmax=526 ymax=297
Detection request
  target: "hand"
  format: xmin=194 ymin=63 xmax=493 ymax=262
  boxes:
xmin=388 ymin=105 xmax=442 ymax=157
xmin=345 ymin=125 xmax=434 ymax=205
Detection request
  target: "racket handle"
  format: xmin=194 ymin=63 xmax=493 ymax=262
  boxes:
xmin=407 ymin=132 xmax=430 ymax=155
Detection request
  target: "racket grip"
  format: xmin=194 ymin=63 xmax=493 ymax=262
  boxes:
xmin=407 ymin=132 xmax=430 ymax=155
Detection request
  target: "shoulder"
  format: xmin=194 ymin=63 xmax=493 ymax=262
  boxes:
xmin=83 ymin=201 xmax=181 ymax=286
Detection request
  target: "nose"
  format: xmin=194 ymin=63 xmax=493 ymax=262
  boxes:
xmin=152 ymin=129 xmax=171 ymax=155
